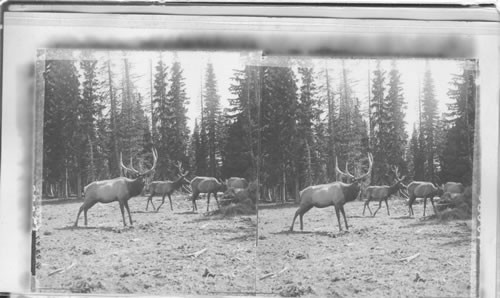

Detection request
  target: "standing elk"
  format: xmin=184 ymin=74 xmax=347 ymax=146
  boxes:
xmin=407 ymin=181 xmax=444 ymax=217
xmin=190 ymin=177 xmax=227 ymax=212
xmin=362 ymin=166 xmax=406 ymax=217
xmin=290 ymin=153 xmax=373 ymax=232
xmin=74 ymin=148 xmax=158 ymax=227
xmin=145 ymin=161 xmax=190 ymax=212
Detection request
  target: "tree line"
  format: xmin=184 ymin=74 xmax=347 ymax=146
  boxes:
xmin=42 ymin=54 xmax=476 ymax=202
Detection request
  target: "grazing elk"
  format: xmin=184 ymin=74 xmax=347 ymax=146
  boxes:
xmin=145 ymin=162 xmax=190 ymax=212
xmin=407 ymin=181 xmax=444 ymax=217
xmin=290 ymin=153 xmax=373 ymax=232
xmin=362 ymin=166 xmax=406 ymax=217
xmin=190 ymin=177 xmax=227 ymax=212
xmin=443 ymin=182 xmax=465 ymax=194
xmin=226 ymin=177 xmax=249 ymax=190
xmin=74 ymin=148 xmax=158 ymax=227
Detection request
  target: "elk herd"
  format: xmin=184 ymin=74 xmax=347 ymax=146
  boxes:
xmin=73 ymin=148 xmax=470 ymax=233
xmin=73 ymin=148 xmax=249 ymax=227
xmin=290 ymin=153 xmax=470 ymax=232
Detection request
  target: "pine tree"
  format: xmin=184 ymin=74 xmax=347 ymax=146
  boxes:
xmin=440 ymin=62 xmax=476 ymax=184
xmin=203 ymin=63 xmax=222 ymax=177
xmin=222 ymin=66 xmax=260 ymax=180
xmin=164 ymin=60 xmax=190 ymax=177
xmin=152 ymin=56 xmax=169 ymax=179
xmin=369 ymin=61 xmax=389 ymax=184
xmin=385 ymin=61 xmax=408 ymax=179
xmin=43 ymin=59 xmax=80 ymax=197
xmin=78 ymin=58 xmax=105 ymax=190
xmin=296 ymin=67 xmax=318 ymax=188
xmin=421 ymin=65 xmax=439 ymax=181
xmin=261 ymin=65 xmax=298 ymax=202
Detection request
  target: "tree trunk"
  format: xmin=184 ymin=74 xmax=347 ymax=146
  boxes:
xmin=107 ymin=56 xmax=119 ymax=177
xmin=64 ymin=166 xmax=69 ymax=199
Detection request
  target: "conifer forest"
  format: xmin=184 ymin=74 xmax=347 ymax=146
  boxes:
xmin=38 ymin=51 xmax=477 ymax=297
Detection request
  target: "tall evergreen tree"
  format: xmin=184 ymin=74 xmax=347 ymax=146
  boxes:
xmin=385 ymin=61 xmax=408 ymax=179
xmin=203 ymin=63 xmax=222 ymax=177
xmin=222 ymin=66 xmax=260 ymax=180
xmin=261 ymin=65 xmax=298 ymax=202
xmin=369 ymin=61 xmax=389 ymax=184
xmin=165 ymin=60 xmax=190 ymax=176
xmin=440 ymin=62 xmax=476 ymax=184
xmin=421 ymin=65 xmax=439 ymax=181
xmin=152 ymin=57 xmax=169 ymax=178
xmin=43 ymin=59 xmax=80 ymax=197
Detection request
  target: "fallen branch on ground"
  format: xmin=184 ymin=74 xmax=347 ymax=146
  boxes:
xmin=48 ymin=260 xmax=78 ymax=276
xmin=259 ymin=267 xmax=288 ymax=280
xmin=399 ymin=253 xmax=420 ymax=263
xmin=184 ymin=248 xmax=208 ymax=258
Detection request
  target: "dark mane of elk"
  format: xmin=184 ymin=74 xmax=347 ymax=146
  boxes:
xmin=290 ymin=153 xmax=373 ymax=232
xmin=73 ymin=148 xmax=158 ymax=227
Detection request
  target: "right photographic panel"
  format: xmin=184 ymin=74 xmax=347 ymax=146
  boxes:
xmin=257 ymin=58 xmax=478 ymax=298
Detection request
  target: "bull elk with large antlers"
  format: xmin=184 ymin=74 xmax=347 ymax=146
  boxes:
xmin=362 ymin=165 xmax=406 ymax=217
xmin=146 ymin=161 xmax=190 ymax=212
xmin=73 ymin=148 xmax=158 ymax=227
xmin=290 ymin=153 xmax=373 ymax=232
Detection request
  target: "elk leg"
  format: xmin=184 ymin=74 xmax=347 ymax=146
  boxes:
xmin=299 ymin=206 xmax=312 ymax=230
xmin=385 ymin=198 xmax=390 ymax=216
xmin=168 ymin=194 xmax=173 ymax=211
xmin=430 ymin=197 xmax=438 ymax=215
xmin=191 ymin=192 xmax=199 ymax=212
xmin=156 ymin=195 xmax=166 ymax=212
xmin=119 ymin=201 xmax=127 ymax=226
xmin=146 ymin=194 xmax=155 ymax=211
xmin=214 ymin=193 xmax=220 ymax=209
xmin=124 ymin=200 xmax=133 ymax=226
xmin=334 ymin=206 xmax=343 ymax=231
xmin=340 ymin=206 xmax=349 ymax=230
xmin=206 ymin=193 xmax=211 ymax=212
xmin=82 ymin=201 xmax=97 ymax=227
xmin=408 ymin=196 xmax=415 ymax=216
xmin=423 ymin=197 xmax=428 ymax=217
xmin=74 ymin=206 xmax=84 ymax=227
xmin=373 ymin=200 xmax=383 ymax=217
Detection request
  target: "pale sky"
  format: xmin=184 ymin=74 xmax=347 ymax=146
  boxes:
xmin=117 ymin=52 xmax=464 ymax=135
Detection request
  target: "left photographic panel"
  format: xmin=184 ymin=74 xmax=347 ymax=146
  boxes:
xmin=34 ymin=49 xmax=260 ymax=295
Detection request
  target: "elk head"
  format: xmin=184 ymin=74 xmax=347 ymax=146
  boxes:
xmin=335 ymin=153 xmax=373 ymax=184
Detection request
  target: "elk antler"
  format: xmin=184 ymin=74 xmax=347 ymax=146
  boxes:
xmin=391 ymin=165 xmax=405 ymax=182
xmin=120 ymin=152 xmax=139 ymax=175
xmin=141 ymin=147 xmax=158 ymax=176
xmin=355 ymin=152 xmax=373 ymax=181
xmin=335 ymin=156 xmax=354 ymax=180
xmin=175 ymin=161 xmax=189 ymax=177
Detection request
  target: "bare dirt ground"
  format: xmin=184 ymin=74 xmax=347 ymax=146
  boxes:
xmin=37 ymin=194 xmax=257 ymax=296
xmin=257 ymin=199 xmax=474 ymax=298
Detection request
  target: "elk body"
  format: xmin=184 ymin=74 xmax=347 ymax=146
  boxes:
xmin=74 ymin=148 xmax=158 ymax=227
xmin=407 ymin=181 xmax=444 ymax=217
xmin=290 ymin=153 xmax=373 ymax=232
xmin=190 ymin=177 xmax=227 ymax=212
xmin=226 ymin=177 xmax=249 ymax=189
xmin=145 ymin=162 xmax=189 ymax=212
xmin=362 ymin=166 xmax=406 ymax=217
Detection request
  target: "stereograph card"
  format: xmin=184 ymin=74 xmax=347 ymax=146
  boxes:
xmin=0 ymin=2 xmax=498 ymax=298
